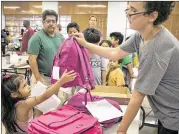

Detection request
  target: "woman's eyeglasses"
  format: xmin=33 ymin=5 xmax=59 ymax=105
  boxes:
xmin=125 ymin=9 xmax=153 ymax=18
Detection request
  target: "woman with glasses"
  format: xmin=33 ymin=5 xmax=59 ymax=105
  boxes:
xmin=75 ymin=2 xmax=178 ymax=134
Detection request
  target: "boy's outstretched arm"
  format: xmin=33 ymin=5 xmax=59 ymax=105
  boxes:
xmin=117 ymin=89 xmax=145 ymax=134
xmin=74 ymin=33 xmax=129 ymax=61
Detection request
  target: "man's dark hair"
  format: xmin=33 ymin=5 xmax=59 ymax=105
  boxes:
xmin=143 ymin=2 xmax=175 ymax=25
xmin=42 ymin=9 xmax=58 ymax=22
xmin=110 ymin=32 xmax=124 ymax=45
xmin=83 ymin=28 xmax=100 ymax=44
xmin=67 ymin=22 xmax=80 ymax=33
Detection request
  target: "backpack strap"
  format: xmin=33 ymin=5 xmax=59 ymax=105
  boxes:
xmin=82 ymin=48 xmax=95 ymax=89
xmin=74 ymin=38 xmax=93 ymax=104
xmin=74 ymin=39 xmax=89 ymax=87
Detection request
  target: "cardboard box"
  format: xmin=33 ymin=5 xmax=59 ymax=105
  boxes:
xmin=91 ymin=85 xmax=131 ymax=105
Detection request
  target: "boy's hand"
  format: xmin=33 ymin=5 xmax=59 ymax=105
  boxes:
xmin=60 ymin=69 xmax=76 ymax=85
xmin=74 ymin=33 xmax=87 ymax=47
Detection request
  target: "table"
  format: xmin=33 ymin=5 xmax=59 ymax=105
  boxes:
xmin=77 ymin=89 xmax=140 ymax=134
xmin=104 ymin=105 xmax=140 ymax=134
xmin=2 ymin=55 xmax=31 ymax=84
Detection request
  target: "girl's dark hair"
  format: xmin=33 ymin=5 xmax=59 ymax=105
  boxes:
xmin=143 ymin=2 xmax=175 ymax=25
xmin=42 ymin=9 xmax=58 ymax=22
xmin=2 ymin=74 xmax=24 ymax=133
xmin=99 ymin=40 xmax=112 ymax=47
xmin=67 ymin=22 xmax=80 ymax=33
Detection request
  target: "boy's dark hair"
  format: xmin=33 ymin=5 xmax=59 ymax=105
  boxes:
xmin=42 ymin=9 xmax=58 ymax=22
xmin=143 ymin=2 xmax=175 ymax=25
xmin=67 ymin=22 xmax=80 ymax=33
xmin=99 ymin=40 xmax=112 ymax=47
xmin=2 ymin=74 xmax=25 ymax=133
xmin=110 ymin=32 xmax=124 ymax=45
xmin=83 ymin=28 xmax=101 ymax=44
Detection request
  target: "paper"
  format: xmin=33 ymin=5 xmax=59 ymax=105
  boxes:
xmin=52 ymin=66 xmax=60 ymax=80
xmin=84 ymin=99 xmax=123 ymax=122
xmin=30 ymin=81 xmax=61 ymax=113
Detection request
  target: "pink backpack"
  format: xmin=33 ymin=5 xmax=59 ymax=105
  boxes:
xmin=51 ymin=37 xmax=95 ymax=104
xmin=67 ymin=93 xmax=123 ymax=128
xmin=51 ymin=37 xmax=94 ymax=89
xmin=27 ymin=105 xmax=103 ymax=134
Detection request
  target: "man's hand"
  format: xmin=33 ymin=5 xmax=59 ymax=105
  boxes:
xmin=74 ymin=33 xmax=87 ymax=47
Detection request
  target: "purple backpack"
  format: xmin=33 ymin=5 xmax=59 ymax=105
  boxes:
xmin=51 ymin=37 xmax=95 ymax=103
xmin=67 ymin=93 xmax=123 ymax=128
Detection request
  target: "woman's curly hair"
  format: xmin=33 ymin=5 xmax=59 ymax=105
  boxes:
xmin=144 ymin=2 xmax=175 ymax=25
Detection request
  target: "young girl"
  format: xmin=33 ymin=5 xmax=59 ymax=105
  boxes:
xmin=106 ymin=60 xmax=125 ymax=87
xmin=99 ymin=40 xmax=112 ymax=85
xmin=2 ymin=69 xmax=76 ymax=133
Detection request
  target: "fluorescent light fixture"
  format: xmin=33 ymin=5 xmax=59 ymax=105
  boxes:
xmin=77 ymin=5 xmax=106 ymax=8
xmin=34 ymin=5 xmax=42 ymax=8
xmin=21 ymin=10 xmax=29 ymax=13
xmin=4 ymin=6 xmax=20 ymax=9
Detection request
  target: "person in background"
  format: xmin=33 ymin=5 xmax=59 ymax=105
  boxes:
xmin=88 ymin=15 xmax=102 ymax=39
xmin=21 ymin=20 xmax=34 ymax=53
xmin=74 ymin=2 xmax=179 ymax=134
xmin=2 ymin=71 xmax=76 ymax=133
xmin=106 ymin=60 xmax=125 ymax=87
xmin=99 ymin=40 xmax=113 ymax=83
xmin=67 ymin=22 xmax=80 ymax=36
xmin=3 ymin=26 xmax=10 ymax=37
xmin=55 ymin=24 xmax=63 ymax=37
xmin=20 ymin=28 xmax=25 ymax=37
xmin=110 ymin=32 xmax=134 ymax=88
xmin=99 ymin=40 xmax=112 ymax=48
xmin=1 ymin=30 xmax=8 ymax=56
xmin=125 ymin=36 xmax=139 ymax=68
xmin=83 ymin=28 xmax=106 ymax=85
xmin=28 ymin=9 xmax=64 ymax=88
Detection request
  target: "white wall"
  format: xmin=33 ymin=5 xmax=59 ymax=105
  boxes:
xmin=1 ymin=2 xmax=5 ymax=29
xmin=42 ymin=2 xmax=58 ymax=13
xmin=107 ymin=2 xmax=127 ymax=39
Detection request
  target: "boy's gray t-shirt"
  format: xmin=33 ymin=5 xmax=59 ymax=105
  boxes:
xmin=120 ymin=26 xmax=179 ymax=130
xmin=90 ymin=54 xmax=106 ymax=85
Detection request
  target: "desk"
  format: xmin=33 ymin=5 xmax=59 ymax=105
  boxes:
xmin=2 ymin=56 xmax=30 ymax=84
xmin=77 ymin=89 xmax=140 ymax=134
xmin=104 ymin=105 xmax=140 ymax=134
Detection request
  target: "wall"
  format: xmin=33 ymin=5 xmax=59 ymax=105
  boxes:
xmin=107 ymin=2 xmax=127 ymax=39
xmin=163 ymin=2 xmax=179 ymax=39
xmin=42 ymin=2 xmax=58 ymax=13
xmin=59 ymin=2 xmax=108 ymax=39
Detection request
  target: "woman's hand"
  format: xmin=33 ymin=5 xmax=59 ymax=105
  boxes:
xmin=74 ymin=33 xmax=87 ymax=47
xmin=60 ymin=69 xmax=76 ymax=85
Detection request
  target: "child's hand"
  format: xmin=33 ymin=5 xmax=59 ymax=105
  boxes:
xmin=60 ymin=69 xmax=76 ymax=85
